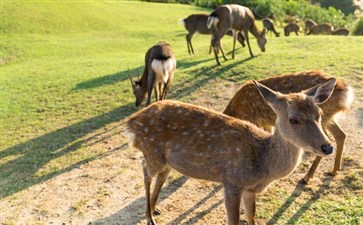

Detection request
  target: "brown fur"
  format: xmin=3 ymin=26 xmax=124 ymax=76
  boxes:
xmin=179 ymin=14 xmax=245 ymax=55
xmin=207 ymin=4 xmax=267 ymax=66
xmin=262 ymin=18 xmax=280 ymax=37
xmin=332 ymin=28 xmax=350 ymax=36
xmin=307 ymin=23 xmax=333 ymax=35
xmin=129 ymin=42 xmax=176 ymax=106
xmin=125 ymin=80 xmax=336 ymax=225
xmin=284 ymin=22 xmax=301 ymax=36
xmin=304 ymin=19 xmax=317 ymax=34
xmin=224 ymin=70 xmax=353 ymax=183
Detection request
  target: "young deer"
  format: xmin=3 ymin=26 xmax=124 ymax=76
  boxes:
xmin=284 ymin=22 xmax=301 ymax=36
xmin=332 ymin=28 xmax=350 ymax=36
xmin=224 ymin=70 xmax=354 ymax=183
xmin=207 ymin=4 xmax=267 ymax=66
xmin=125 ymin=79 xmax=336 ymax=225
xmin=129 ymin=41 xmax=176 ymax=107
xmin=304 ymin=19 xmax=317 ymax=35
xmin=262 ymin=18 xmax=280 ymax=37
xmin=179 ymin=13 xmax=245 ymax=55
xmin=307 ymin=23 xmax=334 ymax=35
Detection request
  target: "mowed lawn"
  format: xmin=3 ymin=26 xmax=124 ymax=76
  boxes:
xmin=1 ymin=1 xmax=363 ymax=224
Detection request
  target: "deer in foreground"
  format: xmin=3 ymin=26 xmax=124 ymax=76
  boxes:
xmin=125 ymin=79 xmax=336 ymax=225
xmin=178 ymin=14 xmax=245 ymax=55
xmin=332 ymin=28 xmax=350 ymax=36
xmin=262 ymin=18 xmax=280 ymax=37
xmin=307 ymin=23 xmax=334 ymax=35
xmin=224 ymin=70 xmax=354 ymax=183
xmin=207 ymin=4 xmax=267 ymax=66
xmin=304 ymin=19 xmax=317 ymax=35
xmin=284 ymin=22 xmax=301 ymax=36
xmin=129 ymin=41 xmax=176 ymax=107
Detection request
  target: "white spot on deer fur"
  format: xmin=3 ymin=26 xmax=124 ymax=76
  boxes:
xmin=143 ymin=127 xmax=149 ymax=133
xmin=236 ymin=148 xmax=241 ymax=152
xmin=123 ymin=127 xmax=135 ymax=147
xmin=182 ymin=131 xmax=190 ymax=136
xmin=203 ymin=121 xmax=209 ymax=127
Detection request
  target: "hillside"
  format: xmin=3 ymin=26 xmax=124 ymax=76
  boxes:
xmin=1 ymin=1 xmax=362 ymax=225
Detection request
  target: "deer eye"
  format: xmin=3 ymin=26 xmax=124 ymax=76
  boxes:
xmin=289 ymin=118 xmax=299 ymax=125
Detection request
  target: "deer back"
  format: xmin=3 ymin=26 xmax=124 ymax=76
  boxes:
xmin=224 ymin=70 xmax=352 ymax=129
xmin=308 ymin=23 xmax=333 ymax=35
xmin=183 ymin=14 xmax=211 ymax=34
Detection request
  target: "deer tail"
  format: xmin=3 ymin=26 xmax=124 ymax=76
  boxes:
xmin=178 ymin=18 xmax=185 ymax=26
xmin=207 ymin=13 xmax=219 ymax=29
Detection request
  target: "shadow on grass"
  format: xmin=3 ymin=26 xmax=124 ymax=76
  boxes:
xmin=0 ymin=102 xmax=134 ymax=199
xmin=267 ymin=176 xmax=333 ymax=225
xmin=73 ymin=66 xmax=144 ymax=90
xmin=90 ymin=176 xmax=188 ymax=225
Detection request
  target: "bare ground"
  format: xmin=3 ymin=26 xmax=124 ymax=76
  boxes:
xmin=1 ymin=76 xmax=362 ymax=225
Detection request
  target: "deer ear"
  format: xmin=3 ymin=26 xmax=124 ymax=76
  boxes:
xmin=129 ymin=74 xmax=136 ymax=88
xmin=253 ymin=80 xmax=282 ymax=107
xmin=303 ymin=78 xmax=336 ymax=104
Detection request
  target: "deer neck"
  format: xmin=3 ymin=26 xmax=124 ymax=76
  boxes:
xmin=264 ymin=127 xmax=304 ymax=179
xmin=250 ymin=22 xmax=262 ymax=40
xmin=139 ymin=67 xmax=149 ymax=90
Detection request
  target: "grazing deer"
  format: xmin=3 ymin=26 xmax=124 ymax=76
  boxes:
xmin=207 ymin=4 xmax=267 ymax=66
xmin=178 ymin=14 xmax=245 ymax=55
xmin=304 ymin=19 xmax=317 ymax=35
xmin=262 ymin=18 xmax=280 ymax=37
xmin=125 ymin=79 xmax=336 ymax=225
xmin=284 ymin=22 xmax=301 ymax=36
xmin=224 ymin=70 xmax=354 ymax=183
xmin=332 ymin=28 xmax=350 ymax=36
xmin=129 ymin=41 xmax=176 ymax=107
xmin=307 ymin=23 xmax=334 ymax=35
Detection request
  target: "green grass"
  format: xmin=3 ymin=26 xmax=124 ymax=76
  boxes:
xmin=1 ymin=1 xmax=362 ymax=224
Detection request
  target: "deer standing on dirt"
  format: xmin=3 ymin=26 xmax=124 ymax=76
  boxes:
xmin=207 ymin=4 xmax=267 ymax=66
xmin=304 ymin=19 xmax=317 ymax=34
xmin=332 ymin=28 xmax=350 ymax=36
xmin=129 ymin=42 xmax=176 ymax=107
xmin=224 ymin=70 xmax=354 ymax=183
xmin=307 ymin=23 xmax=334 ymax=35
xmin=179 ymin=14 xmax=245 ymax=55
xmin=125 ymin=79 xmax=336 ymax=225
xmin=262 ymin=18 xmax=280 ymax=37
xmin=284 ymin=22 xmax=301 ymax=36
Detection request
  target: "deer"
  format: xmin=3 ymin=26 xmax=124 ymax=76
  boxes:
xmin=223 ymin=70 xmax=354 ymax=183
xmin=178 ymin=13 xmax=245 ymax=55
xmin=307 ymin=23 xmax=334 ymax=35
xmin=129 ymin=41 xmax=176 ymax=107
xmin=207 ymin=4 xmax=267 ymax=66
xmin=304 ymin=19 xmax=317 ymax=35
xmin=332 ymin=28 xmax=350 ymax=36
xmin=125 ymin=78 xmax=336 ymax=225
xmin=284 ymin=21 xmax=301 ymax=36
xmin=262 ymin=18 xmax=280 ymax=37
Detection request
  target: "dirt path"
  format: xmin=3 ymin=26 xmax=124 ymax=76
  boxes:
xmin=1 ymin=77 xmax=362 ymax=225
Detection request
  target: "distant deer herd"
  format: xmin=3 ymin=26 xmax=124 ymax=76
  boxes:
xmin=126 ymin=3 xmax=354 ymax=225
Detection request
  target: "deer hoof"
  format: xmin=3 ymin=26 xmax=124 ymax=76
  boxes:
xmin=299 ymin=178 xmax=309 ymax=185
xmin=153 ymin=208 xmax=162 ymax=216
xmin=147 ymin=220 xmax=157 ymax=225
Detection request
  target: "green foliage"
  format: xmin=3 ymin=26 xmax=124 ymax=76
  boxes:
xmin=352 ymin=17 xmax=363 ymax=35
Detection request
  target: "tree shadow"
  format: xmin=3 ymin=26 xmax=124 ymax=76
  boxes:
xmin=90 ymin=176 xmax=188 ymax=225
xmin=73 ymin=66 xmax=144 ymax=90
xmin=267 ymin=176 xmax=333 ymax=225
xmin=0 ymin=102 xmax=134 ymax=199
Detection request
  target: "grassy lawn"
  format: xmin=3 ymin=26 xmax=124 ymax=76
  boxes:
xmin=1 ymin=1 xmax=362 ymax=224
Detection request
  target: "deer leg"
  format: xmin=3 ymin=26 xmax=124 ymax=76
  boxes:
xmin=302 ymin=156 xmax=322 ymax=183
xmin=242 ymin=191 xmax=256 ymax=225
xmin=243 ymin=30 xmax=254 ymax=58
xmin=186 ymin=34 xmax=192 ymax=55
xmin=143 ymin=165 xmax=157 ymax=225
xmin=219 ymin=44 xmax=228 ymax=61
xmin=146 ymin=72 xmax=155 ymax=106
xmin=150 ymin=167 xmax=171 ymax=215
xmin=327 ymin=121 xmax=346 ymax=174
xmin=224 ymin=185 xmax=242 ymax=225
xmin=213 ymin=46 xmax=221 ymax=66
xmin=232 ymin=30 xmax=236 ymax=59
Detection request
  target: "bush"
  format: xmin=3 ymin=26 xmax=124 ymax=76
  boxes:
xmin=352 ymin=17 xmax=363 ymax=35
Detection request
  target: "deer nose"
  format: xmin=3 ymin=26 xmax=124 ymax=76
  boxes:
xmin=321 ymin=144 xmax=334 ymax=155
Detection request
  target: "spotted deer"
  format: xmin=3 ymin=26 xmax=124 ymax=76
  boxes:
xmin=304 ymin=19 xmax=317 ymax=34
xmin=284 ymin=22 xmax=301 ymax=36
xmin=307 ymin=23 xmax=334 ymax=35
xmin=262 ymin=18 xmax=280 ymax=37
xmin=178 ymin=13 xmax=245 ymax=55
xmin=125 ymin=79 xmax=336 ymax=225
xmin=207 ymin=4 xmax=267 ymax=66
xmin=224 ymin=70 xmax=354 ymax=183
xmin=129 ymin=42 xmax=176 ymax=107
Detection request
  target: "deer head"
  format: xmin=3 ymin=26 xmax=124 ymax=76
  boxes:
xmin=129 ymin=73 xmax=146 ymax=107
xmin=253 ymin=78 xmax=336 ymax=156
xmin=258 ymin=28 xmax=267 ymax=52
